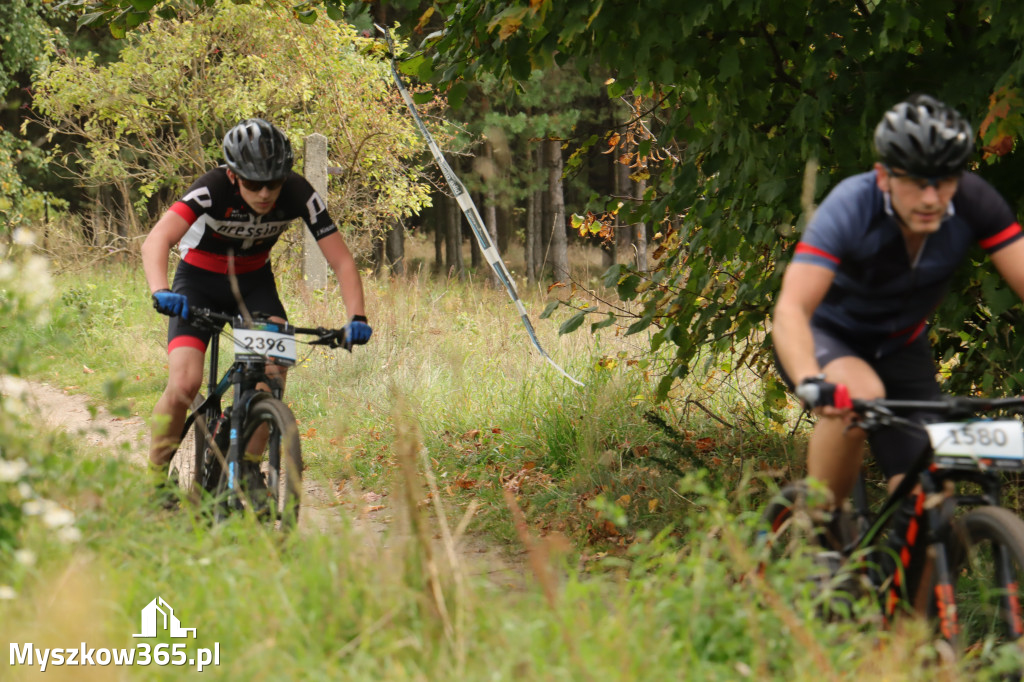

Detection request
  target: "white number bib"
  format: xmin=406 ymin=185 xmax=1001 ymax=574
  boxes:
xmin=925 ymin=419 xmax=1024 ymax=471
xmin=233 ymin=326 xmax=296 ymax=366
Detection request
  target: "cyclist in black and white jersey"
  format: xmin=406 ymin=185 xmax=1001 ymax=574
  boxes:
xmin=772 ymin=94 xmax=1024 ymax=516
xmin=141 ymin=118 xmax=372 ymax=502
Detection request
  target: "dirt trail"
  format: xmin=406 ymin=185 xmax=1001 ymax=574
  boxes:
xmin=0 ymin=377 xmax=525 ymax=588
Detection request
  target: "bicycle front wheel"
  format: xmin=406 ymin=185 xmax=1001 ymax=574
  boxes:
xmin=237 ymin=397 xmax=302 ymax=531
xmin=170 ymin=394 xmax=217 ymax=503
xmin=950 ymin=506 xmax=1024 ymax=650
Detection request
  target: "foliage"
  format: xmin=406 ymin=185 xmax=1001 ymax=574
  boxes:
xmin=390 ymin=0 xmax=1024 ymax=398
xmin=0 ymin=0 xmax=66 ymax=95
xmin=0 ymin=233 xmax=82 ymax=596
xmin=0 ymin=1 xmax=72 ymax=233
xmin=33 ymin=0 xmax=432 ymax=241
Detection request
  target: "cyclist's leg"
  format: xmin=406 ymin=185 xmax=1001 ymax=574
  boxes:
xmin=150 ymin=344 xmax=205 ymax=468
xmin=870 ymin=333 xmax=943 ymax=493
xmin=807 ymin=355 xmax=885 ymax=506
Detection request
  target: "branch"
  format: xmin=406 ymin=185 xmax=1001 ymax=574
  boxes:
xmin=758 ymin=23 xmax=802 ymax=92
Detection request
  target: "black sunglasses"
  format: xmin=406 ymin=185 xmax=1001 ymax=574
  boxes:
xmin=238 ymin=177 xmax=285 ymax=192
xmin=883 ymin=165 xmax=961 ymax=188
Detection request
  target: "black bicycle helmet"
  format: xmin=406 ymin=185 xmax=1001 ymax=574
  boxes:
xmin=222 ymin=118 xmax=294 ymax=182
xmin=873 ymin=95 xmax=973 ymax=177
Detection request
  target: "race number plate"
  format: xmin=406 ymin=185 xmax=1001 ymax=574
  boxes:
xmin=233 ymin=325 xmax=296 ymax=367
xmin=925 ymin=419 xmax=1024 ymax=471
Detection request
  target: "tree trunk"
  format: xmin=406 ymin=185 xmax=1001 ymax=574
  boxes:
xmin=433 ymin=193 xmax=445 ymax=274
xmin=386 ymin=219 xmax=405 ymax=276
xmin=546 ymin=138 xmax=569 ymax=284
xmin=634 ymin=176 xmax=648 ymax=271
xmin=372 ymin=233 xmax=386 ymax=275
xmin=445 ymin=193 xmax=464 ymax=279
xmin=614 ymin=137 xmax=632 ymax=265
xmin=525 ymin=183 xmax=537 ymax=285
xmin=470 ymin=190 xmax=483 ymax=271
xmin=479 ymin=141 xmax=500 ymax=287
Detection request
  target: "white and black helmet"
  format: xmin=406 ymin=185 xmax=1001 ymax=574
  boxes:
xmin=222 ymin=118 xmax=294 ymax=181
xmin=873 ymin=95 xmax=973 ymax=177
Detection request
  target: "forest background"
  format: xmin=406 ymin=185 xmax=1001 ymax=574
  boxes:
xmin=3 ymin=0 xmax=1024 ymax=677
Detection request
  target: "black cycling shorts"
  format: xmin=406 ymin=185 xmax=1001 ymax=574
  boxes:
xmin=166 ymin=261 xmax=287 ymax=353
xmin=776 ymin=323 xmax=943 ymax=479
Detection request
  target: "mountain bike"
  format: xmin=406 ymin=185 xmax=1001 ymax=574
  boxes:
xmin=761 ymin=394 xmax=1024 ymax=656
xmin=167 ymin=307 xmax=348 ymax=531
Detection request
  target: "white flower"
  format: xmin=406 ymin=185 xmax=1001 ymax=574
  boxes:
xmin=21 ymin=499 xmax=44 ymax=516
xmin=0 ymin=585 xmax=16 ymax=600
xmin=11 ymin=228 xmax=37 ymax=246
xmin=56 ymin=526 xmax=82 ymax=543
xmin=16 ymin=482 xmax=32 ymax=499
xmin=197 ymin=557 xmax=211 ymax=567
xmin=42 ymin=504 xmax=75 ymax=528
xmin=14 ymin=549 xmax=35 ymax=567
xmin=0 ymin=458 xmax=28 ymax=482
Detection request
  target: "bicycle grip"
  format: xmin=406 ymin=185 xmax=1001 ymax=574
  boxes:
xmin=795 ymin=380 xmax=852 ymax=409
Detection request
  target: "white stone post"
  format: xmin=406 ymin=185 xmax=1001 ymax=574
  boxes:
xmin=302 ymin=133 xmax=329 ymax=289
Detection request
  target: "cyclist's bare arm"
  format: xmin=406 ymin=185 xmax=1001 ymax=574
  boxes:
xmin=773 ymin=262 xmax=835 ymax=383
xmin=142 ymin=210 xmax=191 ymax=294
xmin=989 ymin=238 xmax=1024 ymax=301
xmin=317 ymin=231 xmax=366 ymax=318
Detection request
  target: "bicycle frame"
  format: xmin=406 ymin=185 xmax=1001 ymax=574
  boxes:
xmin=838 ymin=397 xmax=1024 ymax=646
xmin=175 ymin=308 xmax=344 ymax=516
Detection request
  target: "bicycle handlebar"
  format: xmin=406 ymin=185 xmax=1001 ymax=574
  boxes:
xmin=187 ymin=307 xmax=348 ymax=348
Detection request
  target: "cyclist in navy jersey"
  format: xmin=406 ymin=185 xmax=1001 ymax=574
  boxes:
xmin=772 ymin=94 xmax=1024 ymax=515
xmin=141 ymin=118 xmax=372 ymax=503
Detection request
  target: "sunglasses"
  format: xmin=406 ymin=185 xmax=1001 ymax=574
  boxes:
xmin=237 ymin=177 xmax=285 ymax=192
xmin=883 ymin=165 xmax=961 ymax=189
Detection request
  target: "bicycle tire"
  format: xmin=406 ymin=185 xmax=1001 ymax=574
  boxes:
xmin=235 ymin=396 xmax=303 ymax=531
xmin=168 ymin=394 xmax=215 ymax=501
xmin=948 ymin=506 xmax=1024 ymax=649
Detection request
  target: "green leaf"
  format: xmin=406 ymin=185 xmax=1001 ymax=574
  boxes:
xmin=325 ymin=4 xmax=344 ymax=21
xmin=591 ymin=313 xmax=616 ymax=333
xmin=559 ymin=311 xmax=588 ymax=335
xmin=413 ymin=91 xmax=435 ymax=105
xmin=76 ymin=11 xmax=109 ymax=28
xmin=296 ymin=9 xmax=317 ymax=24
xmin=447 ymin=82 xmax=468 ymax=111
xmin=539 ymin=301 xmax=561 ymax=319
xmin=718 ymin=48 xmax=740 ymax=81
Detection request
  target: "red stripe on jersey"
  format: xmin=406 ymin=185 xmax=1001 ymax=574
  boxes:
xmin=168 ymin=335 xmax=207 ymax=354
xmin=979 ymin=222 xmax=1023 ymax=250
xmin=795 ymin=242 xmax=840 ymax=264
xmin=182 ymin=249 xmax=269 ymax=274
xmin=169 ymin=201 xmax=197 ymax=225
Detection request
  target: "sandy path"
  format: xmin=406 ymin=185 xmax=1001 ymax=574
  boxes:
xmin=0 ymin=377 xmax=525 ymax=588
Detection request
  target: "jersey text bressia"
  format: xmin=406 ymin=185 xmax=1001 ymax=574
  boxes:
xmin=169 ymin=167 xmax=337 ymax=274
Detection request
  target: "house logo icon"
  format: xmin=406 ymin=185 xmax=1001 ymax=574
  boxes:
xmin=132 ymin=597 xmax=197 ymax=639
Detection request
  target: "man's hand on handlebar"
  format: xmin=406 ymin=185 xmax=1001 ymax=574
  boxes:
xmin=152 ymin=289 xmax=189 ymax=320
xmin=342 ymin=315 xmax=372 ymax=351
xmin=795 ymin=375 xmax=852 ymax=415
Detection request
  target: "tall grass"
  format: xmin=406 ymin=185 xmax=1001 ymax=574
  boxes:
xmin=0 ymin=257 xmax=1002 ymax=680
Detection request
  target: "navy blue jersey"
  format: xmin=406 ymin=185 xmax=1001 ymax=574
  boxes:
xmin=791 ymin=170 xmax=1022 ymax=356
xmin=168 ymin=167 xmax=338 ymax=274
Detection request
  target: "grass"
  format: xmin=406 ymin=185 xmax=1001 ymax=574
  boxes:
xmin=1 ymin=249 xmax=1015 ymax=679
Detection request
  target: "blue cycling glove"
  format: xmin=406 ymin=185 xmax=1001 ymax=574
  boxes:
xmin=342 ymin=315 xmax=372 ymax=350
xmin=152 ymin=289 xmax=190 ymax=319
